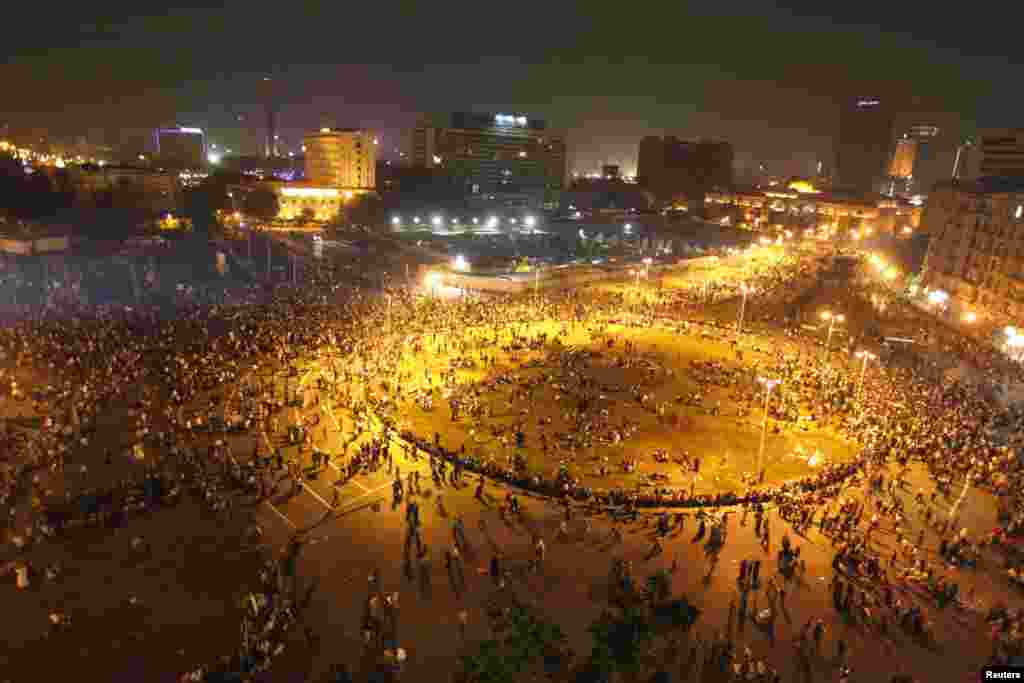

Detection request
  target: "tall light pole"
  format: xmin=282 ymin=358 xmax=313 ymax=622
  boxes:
xmin=855 ymin=350 xmax=876 ymax=407
xmin=820 ymin=311 xmax=845 ymax=360
xmin=756 ymin=376 xmax=780 ymax=483
xmin=735 ymin=284 xmax=749 ymax=337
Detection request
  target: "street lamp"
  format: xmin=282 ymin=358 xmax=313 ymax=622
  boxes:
xmin=1006 ymin=328 xmax=1024 ymax=362
xmin=424 ymin=271 xmax=441 ymax=295
xmin=756 ymin=377 xmax=781 ymax=483
xmin=820 ymin=311 xmax=845 ymax=358
xmin=736 ymin=284 xmax=749 ymax=336
xmin=855 ymin=350 xmax=876 ymax=404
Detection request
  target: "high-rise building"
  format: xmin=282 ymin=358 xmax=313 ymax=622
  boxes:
xmin=922 ymin=177 xmax=1024 ymax=316
xmin=836 ymin=98 xmax=896 ymax=194
xmin=636 ymin=136 xmax=733 ymax=202
xmin=154 ymin=126 xmax=206 ymax=169
xmin=903 ymin=122 xmax=958 ymax=194
xmin=888 ymin=137 xmax=917 ymax=179
xmin=260 ymin=77 xmax=278 ymax=159
xmin=838 ymin=97 xmax=958 ymax=195
xmin=303 ymin=128 xmax=376 ymax=190
xmin=411 ymin=112 xmax=567 ymax=204
xmin=976 ymin=129 xmax=1024 ymax=178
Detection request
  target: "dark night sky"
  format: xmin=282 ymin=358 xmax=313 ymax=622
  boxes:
xmin=1 ymin=2 xmax=1020 ymax=176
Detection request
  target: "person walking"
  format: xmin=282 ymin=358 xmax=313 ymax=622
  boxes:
xmin=489 ymin=554 xmax=501 ymax=587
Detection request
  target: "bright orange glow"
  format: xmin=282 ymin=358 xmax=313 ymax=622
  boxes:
xmin=787 ymin=180 xmax=820 ymax=194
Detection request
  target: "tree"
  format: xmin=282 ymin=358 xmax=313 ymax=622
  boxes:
xmin=586 ymin=572 xmax=699 ymax=683
xmin=587 ymin=605 xmax=655 ymax=679
xmin=241 ymin=188 xmax=279 ymax=222
xmin=459 ymin=595 xmax=574 ymax=683
xmin=642 ymin=571 xmax=672 ymax=607
xmin=114 ymin=178 xmax=148 ymax=210
xmin=346 ymin=193 xmax=384 ymax=226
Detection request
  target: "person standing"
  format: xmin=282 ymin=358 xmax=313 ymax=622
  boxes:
xmin=489 ymin=554 xmax=502 ymax=587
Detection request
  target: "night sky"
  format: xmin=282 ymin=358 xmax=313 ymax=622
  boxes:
xmin=1 ymin=2 xmax=1020 ymax=176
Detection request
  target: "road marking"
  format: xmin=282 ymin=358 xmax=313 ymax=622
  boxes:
xmin=334 ymin=481 xmax=391 ymax=509
xmin=302 ymin=481 xmax=334 ymax=510
xmin=265 ymin=501 xmax=296 ymax=529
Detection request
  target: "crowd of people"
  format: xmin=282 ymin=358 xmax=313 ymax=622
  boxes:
xmin=2 ymin=240 xmax=1024 ymax=681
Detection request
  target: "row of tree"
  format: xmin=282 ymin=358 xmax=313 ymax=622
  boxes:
xmin=459 ymin=570 xmax=700 ymax=683
xmin=0 ymin=155 xmax=75 ymax=221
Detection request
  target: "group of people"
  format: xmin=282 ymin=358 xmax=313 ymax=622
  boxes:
xmin=2 ymin=240 xmax=1024 ymax=682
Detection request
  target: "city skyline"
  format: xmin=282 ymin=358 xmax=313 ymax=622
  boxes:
xmin=1 ymin=4 xmax=1020 ymax=178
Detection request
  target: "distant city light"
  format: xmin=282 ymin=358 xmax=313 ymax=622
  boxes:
xmin=431 ymin=215 xmax=442 ymax=227
xmin=486 ymin=216 xmax=498 ymax=229
xmin=392 ymin=216 xmax=401 ymax=226
xmin=453 ymin=254 xmax=470 ymax=272
xmin=280 ymin=187 xmax=339 ymax=198
xmin=494 ymin=114 xmax=528 ymax=127
xmin=472 ymin=217 xmax=479 ymax=224
xmin=413 ymin=217 xmax=421 ymax=225
xmin=320 ymin=128 xmax=331 ymax=133
xmin=207 ymin=152 xmax=221 ymax=165
xmin=524 ymin=215 xmax=536 ymax=228
xmin=624 ymin=223 xmax=632 ymax=233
